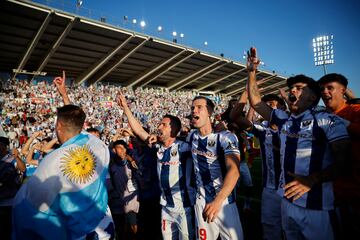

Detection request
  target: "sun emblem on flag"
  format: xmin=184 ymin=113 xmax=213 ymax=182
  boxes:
xmin=60 ymin=145 xmax=97 ymax=184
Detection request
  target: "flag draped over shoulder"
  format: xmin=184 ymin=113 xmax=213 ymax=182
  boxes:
xmin=12 ymin=132 xmax=110 ymax=239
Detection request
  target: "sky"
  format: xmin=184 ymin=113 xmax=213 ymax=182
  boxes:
xmin=38 ymin=0 xmax=360 ymax=96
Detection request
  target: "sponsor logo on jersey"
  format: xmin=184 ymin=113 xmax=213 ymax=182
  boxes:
xmin=192 ymin=148 xmax=216 ymax=158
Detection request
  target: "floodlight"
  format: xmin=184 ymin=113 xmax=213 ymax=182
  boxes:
xmin=312 ymin=34 xmax=334 ymax=74
xmin=132 ymin=19 xmax=137 ymax=24
xmin=140 ymin=20 xmax=146 ymax=28
xmin=172 ymin=31 xmax=177 ymax=37
xmin=157 ymin=26 xmax=163 ymax=32
xmin=76 ymin=0 xmax=83 ymax=8
xmin=180 ymin=33 xmax=184 ymax=38
xmin=204 ymin=41 xmax=208 ymax=46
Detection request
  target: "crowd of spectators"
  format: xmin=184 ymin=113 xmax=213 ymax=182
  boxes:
xmin=0 ymin=79 xmax=230 ymax=148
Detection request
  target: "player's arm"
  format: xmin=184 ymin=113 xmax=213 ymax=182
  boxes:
xmin=284 ymin=138 xmax=351 ymax=200
xmin=229 ymin=90 xmax=253 ymax=131
xmin=229 ymin=89 xmax=247 ymax=120
xmin=25 ymin=144 xmax=40 ymax=166
xmin=345 ymin=106 xmax=360 ymax=137
xmin=12 ymin=148 xmax=26 ymax=172
xmin=21 ymin=131 xmax=42 ymax=156
xmin=41 ymin=138 xmax=58 ymax=154
xmin=203 ymin=152 xmax=240 ymax=223
xmin=54 ymin=70 xmax=71 ymax=105
xmin=116 ymin=93 xmax=149 ymax=142
xmin=246 ymin=47 xmax=273 ymax=121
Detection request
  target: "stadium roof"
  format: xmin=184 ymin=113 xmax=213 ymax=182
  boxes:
xmin=0 ymin=0 xmax=288 ymax=96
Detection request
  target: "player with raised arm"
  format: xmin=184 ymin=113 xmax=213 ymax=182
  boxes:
xmin=230 ymin=90 xmax=286 ymax=240
xmin=246 ymin=47 xmax=351 ymax=239
xmin=117 ymin=93 xmax=195 ymax=240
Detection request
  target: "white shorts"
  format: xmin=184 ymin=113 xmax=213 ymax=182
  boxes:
xmin=194 ymin=200 xmax=243 ymax=240
xmin=281 ymin=198 xmax=338 ymax=240
xmin=261 ymin=188 xmax=282 ymax=240
xmin=161 ymin=206 xmax=195 ymax=240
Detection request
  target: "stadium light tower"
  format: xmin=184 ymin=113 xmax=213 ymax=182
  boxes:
xmin=172 ymin=31 xmax=177 ymax=43
xmin=140 ymin=20 xmax=146 ymax=32
xmin=313 ymin=35 xmax=334 ymax=75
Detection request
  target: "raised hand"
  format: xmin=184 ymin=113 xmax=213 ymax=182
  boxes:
xmin=116 ymin=93 xmax=128 ymax=109
xmin=54 ymin=70 xmax=67 ymax=96
xmin=147 ymin=134 xmax=158 ymax=146
xmin=247 ymin=47 xmax=260 ymax=72
xmin=12 ymin=148 xmax=19 ymax=158
xmin=31 ymin=131 xmax=44 ymax=139
xmin=54 ymin=70 xmax=71 ymax=105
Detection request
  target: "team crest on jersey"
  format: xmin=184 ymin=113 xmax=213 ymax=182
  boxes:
xmin=226 ymin=140 xmax=237 ymax=150
xmin=301 ymin=120 xmax=313 ymax=128
xmin=60 ymin=144 xmax=96 ymax=184
xmin=171 ymin=149 xmax=178 ymax=157
xmin=208 ymin=139 xmax=216 ymax=147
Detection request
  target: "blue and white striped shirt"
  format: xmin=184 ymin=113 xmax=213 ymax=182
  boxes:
xmin=155 ymin=140 xmax=196 ymax=211
xmin=271 ymin=108 xmax=349 ymax=210
xmin=187 ymin=130 xmax=240 ymax=204
xmin=252 ymin=121 xmax=281 ymax=190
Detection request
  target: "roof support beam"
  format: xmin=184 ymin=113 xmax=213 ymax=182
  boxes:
xmin=214 ymin=76 xmax=249 ymax=94
xmin=88 ymin=37 xmax=150 ymax=85
xmin=174 ymin=61 xmax=229 ymax=91
xmin=196 ymin=67 xmax=246 ymax=91
xmin=167 ymin=60 xmax=222 ymax=90
xmin=32 ymin=17 xmax=77 ymax=81
xmin=126 ymin=49 xmax=187 ymax=88
xmin=224 ymin=74 xmax=278 ymax=96
xmin=259 ymin=80 xmax=287 ymax=94
xmin=265 ymin=85 xmax=288 ymax=95
xmin=12 ymin=11 xmax=54 ymax=80
xmin=139 ymin=51 xmax=198 ymax=88
xmin=75 ymin=34 xmax=134 ymax=85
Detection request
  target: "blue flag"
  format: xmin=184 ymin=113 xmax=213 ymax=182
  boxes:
xmin=12 ymin=132 xmax=110 ymax=239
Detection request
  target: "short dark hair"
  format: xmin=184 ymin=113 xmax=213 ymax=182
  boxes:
xmin=113 ymin=140 xmax=128 ymax=150
xmin=318 ymin=73 xmax=348 ymax=88
xmin=287 ymin=74 xmax=321 ymax=106
xmin=57 ymin=105 xmax=86 ymax=131
xmin=261 ymin=94 xmax=286 ymax=107
xmin=0 ymin=137 xmax=9 ymax=147
xmin=86 ymin=127 xmax=100 ymax=134
xmin=193 ymin=96 xmax=215 ymax=115
xmin=163 ymin=114 xmax=182 ymax=137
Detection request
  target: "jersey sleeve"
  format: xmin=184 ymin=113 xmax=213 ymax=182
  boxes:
xmin=251 ymin=122 xmax=266 ymax=137
xmin=220 ymin=131 xmax=240 ymax=155
xmin=179 ymin=141 xmax=192 ymax=153
xmin=317 ymin=112 xmax=349 ymax=142
xmin=185 ymin=129 xmax=197 ymax=143
xmin=270 ymin=109 xmax=288 ymax=128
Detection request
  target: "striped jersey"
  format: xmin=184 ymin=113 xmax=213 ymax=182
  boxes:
xmin=155 ymin=140 xmax=196 ymax=211
xmin=251 ymin=121 xmax=281 ymax=190
xmin=271 ymin=108 xmax=349 ymax=210
xmin=187 ymin=130 xmax=240 ymax=204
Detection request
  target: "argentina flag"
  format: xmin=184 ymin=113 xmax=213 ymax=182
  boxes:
xmin=12 ymin=132 xmax=110 ymax=239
